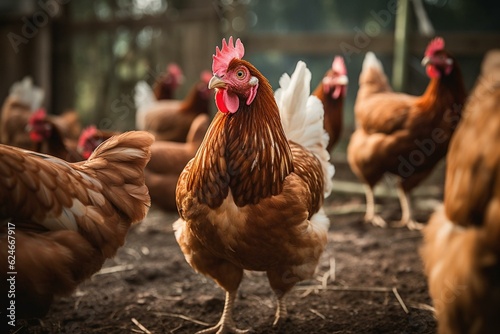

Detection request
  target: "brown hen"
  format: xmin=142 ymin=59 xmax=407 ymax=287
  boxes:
xmin=0 ymin=131 xmax=153 ymax=318
xmin=347 ymin=37 xmax=467 ymax=229
xmin=421 ymin=50 xmax=500 ymax=334
xmin=312 ymin=56 xmax=348 ymax=152
xmin=145 ymin=113 xmax=209 ymax=212
xmin=175 ymin=38 xmax=333 ymax=333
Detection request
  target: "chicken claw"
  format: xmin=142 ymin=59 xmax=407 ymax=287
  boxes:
xmin=272 ymin=297 xmax=288 ymax=327
xmin=197 ymin=322 xmax=249 ymax=334
xmin=364 ymin=214 xmax=388 ymax=228
xmin=197 ymin=291 xmax=250 ymax=334
xmin=392 ymin=219 xmax=424 ymax=230
xmin=362 ymin=185 xmax=388 ymax=228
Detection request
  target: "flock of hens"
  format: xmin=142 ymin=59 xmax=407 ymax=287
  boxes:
xmin=0 ymin=35 xmax=499 ymax=334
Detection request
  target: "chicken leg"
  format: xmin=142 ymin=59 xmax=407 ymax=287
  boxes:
xmin=272 ymin=295 xmax=288 ymax=327
xmin=392 ymin=185 xmax=423 ymax=230
xmin=197 ymin=291 xmax=249 ymax=334
xmin=363 ymin=185 xmax=388 ymax=228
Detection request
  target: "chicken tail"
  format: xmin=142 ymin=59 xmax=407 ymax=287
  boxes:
xmin=359 ymin=52 xmax=392 ymax=95
xmin=134 ymin=80 xmax=156 ymax=130
xmin=8 ymin=76 xmax=45 ymax=111
xmin=275 ymin=61 xmax=334 ymax=196
xmin=84 ymin=131 xmax=154 ymax=224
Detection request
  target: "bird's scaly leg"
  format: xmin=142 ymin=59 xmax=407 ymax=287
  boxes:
xmin=363 ymin=185 xmax=387 ymax=228
xmin=392 ymin=186 xmax=423 ymax=230
xmin=196 ymin=291 xmax=249 ymax=334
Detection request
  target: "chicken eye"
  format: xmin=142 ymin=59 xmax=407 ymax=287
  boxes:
xmin=236 ymin=70 xmax=246 ymax=79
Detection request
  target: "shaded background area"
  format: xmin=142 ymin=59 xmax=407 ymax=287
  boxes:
xmin=1 ymin=0 xmax=499 ymax=145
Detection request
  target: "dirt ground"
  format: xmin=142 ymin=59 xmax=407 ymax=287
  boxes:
xmin=9 ymin=158 xmax=443 ymax=334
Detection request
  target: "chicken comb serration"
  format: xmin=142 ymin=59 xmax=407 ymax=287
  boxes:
xmin=332 ymin=56 xmax=347 ymax=75
xmin=212 ymin=37 xmax=245 ymax=77
xmin=425 ymin=37 xmax=445 ymax=57
xmin=78 ymin=125 xmax=98 ymax=148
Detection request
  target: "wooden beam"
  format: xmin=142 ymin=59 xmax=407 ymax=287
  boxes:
xmin=392 ymin=0 xmax=411 ymax=92
xmin=242 ymin=32 xmax=500 ymax=57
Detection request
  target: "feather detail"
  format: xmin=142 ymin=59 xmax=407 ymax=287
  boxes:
xmin=362 ymin=52 xmax=384 ymax=73
xmin=134 ymin=80 xmax=156 ymax=130
xmin=8 ymin=76 xmax=45 ymax=112
xmin=275 ymin=61 xmax=334 ymax=196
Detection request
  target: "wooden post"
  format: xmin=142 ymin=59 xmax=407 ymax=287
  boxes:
xmin=392 ymin=0 xmax=411 ymax=92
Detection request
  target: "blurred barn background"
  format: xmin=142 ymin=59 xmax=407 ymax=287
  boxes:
xmin=0 ymin=0 xmax=499 ymax=150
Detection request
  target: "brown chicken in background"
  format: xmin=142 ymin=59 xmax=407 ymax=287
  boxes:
xmin=50 ymin=109 xmax=82 ymax=141
xmin=347 ymin=37 xmax=467 ymax=229
xmin=175 ymin=38 xmax=333 ymax=333
xmin=0 ymin=77 xmax=44 ymax=150
xmin=27 ymin=108 xmax=82 ymax=162
xmin=0 ymin=131 xmax=153 ymax=318
xmin=77 ymin=125 xmax=120 ymax=159
xmin=145 ymin=113 xmax=209 ymax=212
xmin=135 ymin=71 xmax=213 ymax=142
xmin=313 ymin=56 xmax=348 ymax=152
xmin=421 ymin=50 xmax=500 ymax=334
xmin=152 ymin=63 xmax=184 ymax=100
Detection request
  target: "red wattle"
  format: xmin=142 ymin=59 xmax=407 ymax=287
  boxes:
xmin=215 ymin=90 xmax=229 ymax=114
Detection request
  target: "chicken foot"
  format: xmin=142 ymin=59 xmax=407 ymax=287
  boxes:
xmin=392 ymin=186 xmax=424 ymax=230
xmin=197 ymin=290 xmax=249 ymax=334
xmin=363 ymin=185 xmax=388 ymax=228
xmin=272 ymin=296 xmax=288 ymax=327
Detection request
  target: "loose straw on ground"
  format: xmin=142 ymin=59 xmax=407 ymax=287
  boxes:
xmin=95 ymin=264 xmax=134 ymax=276
xmin=131 ymin=318 xmax=152 ymax=334
xmin=155 ymin=312 xmax=211 ymax=326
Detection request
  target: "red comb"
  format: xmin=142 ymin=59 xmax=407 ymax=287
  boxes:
xmin=425 ymin=37 xmax=445 ymax=57
xmin=332 ymin=56 xmax=347 ymax=75
xmin=167 ymin=63 xmax=183 ymax=77
xmin=29 ymin=108 xmax=47 ymax=124
xmin=78 ymin=125 xmax=97 ymax=149
xmin=212 ymin=37 xmax=245 ymax=77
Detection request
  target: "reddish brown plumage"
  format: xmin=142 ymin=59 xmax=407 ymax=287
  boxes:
xmin=145 ymin=113 xmax=209 ymax=211
xmin=184 ymin=60 xmax=294 ymax=209
xmin=77 ymin=126 xmax=120 ymax=159
xmin=175 ymin=50 xmax=330 ymax=331
xmin=313 ymin=81 xmax=344 ymax=151
xmin=28 ymin=111 xmax=83 ymax=162
xmin=421 ymin=50 xmax=500 ymax=334
xmin=1 ymin=97 xmax=37 ymax=150
xmin=0 ymin=131 xmax=153 ymax=318
xmin=347 ymin=41 xmax=467 ymax=227
xmin=312 ymin=57 xmax=348 ymax=152
xmin=152 ymin=63 xmax=183 ymax=100
xmin=50 ymin=110 xmax=82 ymax=141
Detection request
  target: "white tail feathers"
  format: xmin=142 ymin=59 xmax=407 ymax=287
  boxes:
xmin=362 ymin=52 xmax=384 ymax=73
xmin=134 ymin=81 xmax=156 ymax=130
xmin=9 ymin=76 xmax=44 ymax=111
xmin=275 ymin=61 xmax=334 ymax=197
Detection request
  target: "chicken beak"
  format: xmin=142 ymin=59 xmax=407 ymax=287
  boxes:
xmin=208 ymin=75 xmax=227 ymax=90
xmin=421 ymin=56 xmax=431 ymax=66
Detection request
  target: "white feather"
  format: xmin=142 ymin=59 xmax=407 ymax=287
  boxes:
xmin=9 ymin=76 xmax=44 ymax=111
xmin=274 ymin=61 xmax=334 ymax=197
xmin=362 ymin=52 xmax=385 ymax=74
xmin=134 ymin=80 xmax=156 ymax=130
